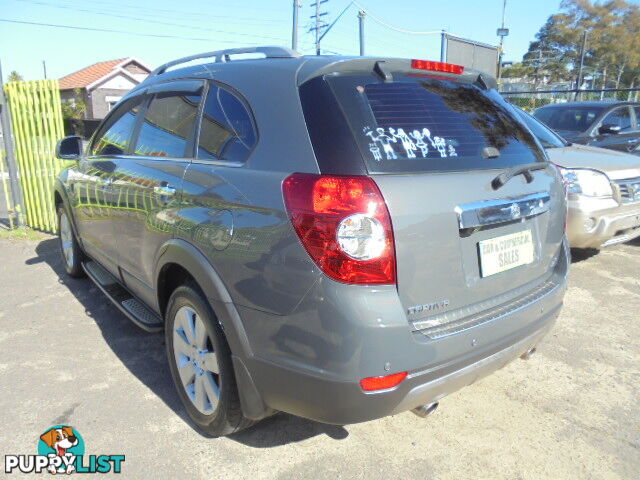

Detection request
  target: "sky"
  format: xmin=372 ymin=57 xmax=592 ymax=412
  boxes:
xmin=0 ymin=0 xmax=566 ymax=81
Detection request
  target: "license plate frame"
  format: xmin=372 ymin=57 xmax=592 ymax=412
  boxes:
xmin=478 ymin=229 xmax=535 ymax=278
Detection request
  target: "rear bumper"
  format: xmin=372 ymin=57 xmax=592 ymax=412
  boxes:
xmin=237 ymin=241 xmax=569 ymax=425
xmin=244 ymin=305 xmax=559 ymax=424
xmin=567 ymin=196 xmax=640 ymax=248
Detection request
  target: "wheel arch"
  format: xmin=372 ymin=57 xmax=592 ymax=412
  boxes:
xmin=154 ymin=239 xmax=252 ymax=357
xmin=54 ymin=179 xmax=81 ymax=242
xmin=155 ymin=239 xmax=272 ymax=421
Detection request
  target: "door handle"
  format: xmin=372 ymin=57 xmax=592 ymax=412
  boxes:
xmin=154 ymin=185 xmax=176 ymax=196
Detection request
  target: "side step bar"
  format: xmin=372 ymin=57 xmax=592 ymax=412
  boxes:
xmin=82 ymin=261 xmax=163 ymax=333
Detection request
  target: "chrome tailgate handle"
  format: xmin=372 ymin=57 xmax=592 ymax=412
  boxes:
xmin=455 ymin=192 xmax=550 ymax=229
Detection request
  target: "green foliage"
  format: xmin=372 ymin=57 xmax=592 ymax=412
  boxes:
xmin=7 ymin=71 xmax=23 ymax=82
xmin=523 ymin=0 xmax=640 ymax=86
xmin=60 ymin=88 xmax=86 ymax=120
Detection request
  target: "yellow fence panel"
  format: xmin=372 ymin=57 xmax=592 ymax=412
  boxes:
xmin=4 ymin=79 xmax=65 ymax=233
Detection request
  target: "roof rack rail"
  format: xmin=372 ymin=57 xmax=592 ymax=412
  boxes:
xmin=149 ymin=46 xmax=301 ymax=77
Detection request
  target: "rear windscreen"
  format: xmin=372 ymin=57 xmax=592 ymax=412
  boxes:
xmin=324 ymin=75 xmax=545 ymax=173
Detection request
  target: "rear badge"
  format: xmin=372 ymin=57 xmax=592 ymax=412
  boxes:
xmin=408 ymin=299 xmax=450 ymax=316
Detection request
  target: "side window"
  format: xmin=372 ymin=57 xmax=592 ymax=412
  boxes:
xmin=601 ymin=107 xmax=632 ymax=132
xmin=133 ymin=92 xmax=201 ymax=158
xmin=197 ymin=85 xmax=256 ymax=162
xmin=92 ymin=100 xmax=142 ymax=156
xmin=635 ymin=107 xmax=640 ymax=129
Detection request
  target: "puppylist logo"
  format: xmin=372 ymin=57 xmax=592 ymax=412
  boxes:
xmin=5 ymin=425 xmax=125 ymax=474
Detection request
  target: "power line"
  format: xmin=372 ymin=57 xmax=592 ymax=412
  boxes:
xmin=0 ymin=18 xmax=275 ymax=44
xmin=11 ymin=0 xmax=287 ymax=42
xmin=352 ymin=1 xmax=442 ymax=35
xmin=12 ymin=0 xmax=289 ymax=25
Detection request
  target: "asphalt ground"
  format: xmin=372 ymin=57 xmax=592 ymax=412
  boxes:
xmin=0 ymin=234 xmax=638 ymax=479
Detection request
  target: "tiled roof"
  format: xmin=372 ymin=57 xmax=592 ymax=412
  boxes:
xmin=59 ymin=58 xmax=128 ymax=90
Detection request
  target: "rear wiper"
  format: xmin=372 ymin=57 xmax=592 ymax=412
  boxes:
xmin=491 ymin=162 xmax=549 ymax=190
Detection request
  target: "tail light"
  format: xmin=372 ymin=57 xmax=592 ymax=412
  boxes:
xmin=360 ymin=372 xmax=407 ymax=391
xmin=411 ymin=59 xmax=464 ymax=74
xmin=282 ymin=173 xmax=396 ymax=285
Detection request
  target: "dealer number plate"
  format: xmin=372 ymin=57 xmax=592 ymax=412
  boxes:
xmin=478 ymin=230 xmax=535 ymax=277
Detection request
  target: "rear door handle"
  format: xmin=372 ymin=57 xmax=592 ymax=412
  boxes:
xmin=154 ymin=185 xmax=176 ymax=196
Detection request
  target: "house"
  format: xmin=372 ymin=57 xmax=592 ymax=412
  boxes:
xmin=59 ymin=58 xmax=151 ymax=120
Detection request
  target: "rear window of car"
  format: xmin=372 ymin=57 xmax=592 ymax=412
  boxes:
xmin=314 ymin=74 xmax=544 ymax=174
xmin=533 ymin=105 xmax=604 ymax=133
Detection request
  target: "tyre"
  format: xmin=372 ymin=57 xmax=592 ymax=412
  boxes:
xmin=165 ymin=283 xmax=254 ymax=437
xmin=57 ymin=206 xmax=85 ymax=278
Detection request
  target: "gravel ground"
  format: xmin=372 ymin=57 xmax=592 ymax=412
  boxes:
xmin=0 ymin=235 xmax=638 ymax=479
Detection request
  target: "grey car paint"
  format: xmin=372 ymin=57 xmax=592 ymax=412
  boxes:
xmin=55 ymin=51 xmax=569 ymax=425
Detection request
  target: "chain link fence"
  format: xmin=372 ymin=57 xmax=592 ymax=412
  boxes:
xmin=501 ymin=88 xmax=640 ymax=111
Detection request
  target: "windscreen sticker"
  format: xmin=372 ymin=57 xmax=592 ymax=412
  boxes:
xmin=363 ymin=127 xmax=457 ymax=161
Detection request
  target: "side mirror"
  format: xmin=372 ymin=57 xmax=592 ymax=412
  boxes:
xmin=598 ymin=124 xmax=621 ymax=135
xmin=56 ymin=135 xmax=83 ymax=160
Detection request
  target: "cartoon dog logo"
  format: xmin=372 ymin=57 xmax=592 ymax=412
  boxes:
xmin=39 ymin=426 xmax=78 ymax=474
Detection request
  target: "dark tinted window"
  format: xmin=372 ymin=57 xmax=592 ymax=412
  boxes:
xmin=197 ymin=85 xmax=256 ymax=162
xmin=601 ymin=107 xmax=632 ymax=132
xmin=324 ymin=75 xmax=544 ymax=173
xmin=133 ymin=93 xmax=201 ymax=158
xmin=533 ymin=105 xmax=604 ymax=133
xmin=92 ymin=100 xmax=141 ymax=156
xmin=516 ymin=109 xmax=565 ymax=148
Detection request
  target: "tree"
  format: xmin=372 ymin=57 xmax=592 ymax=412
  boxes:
xmin=61 ymin=88 xmax=87 ymax=136
xmin=523 ymin=0 xmax=640 ymax=87
xmin=7 ymin=71 xmax=23 ymax=82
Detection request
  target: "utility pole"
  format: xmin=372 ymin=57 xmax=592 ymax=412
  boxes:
xmin=42 ymin=60 xmax=47 ymax=79
xmin=440 ymin=30 xmax=447 ymax=62
xmin=496 ymin=0 xmax=509 ymax=83
xmin=309 ymin=0 xmax=328 ymax=55
xmin=358 ymin=10 xmax=366 ymax=56
xmin=0 ymin=60 xmax=24 ymax=227
xmin=292 ymin=0 xmax=301 ymax=51
xmin=574 ymin=30 xmax=588 ymax=100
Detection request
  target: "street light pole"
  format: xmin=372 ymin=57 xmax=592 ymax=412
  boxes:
xmin=574 ymin=30 xmax=588 ymax=100
xmin=358 ymin=10 xmax=366 ymax=56
xmin=292 ymin=0 xmax=300 ymax=51
xmin=496 ymin=0 xmax=508 ymax=83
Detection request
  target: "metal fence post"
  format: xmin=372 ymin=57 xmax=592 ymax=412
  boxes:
xmin=0 ymin=60 xmax=25 ymax=227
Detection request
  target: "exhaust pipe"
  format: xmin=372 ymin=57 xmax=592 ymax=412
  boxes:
xmin=520 ymin=347 xmax=537 ymax=360
xmin=411 ymin=402 xmax=438 ymax=418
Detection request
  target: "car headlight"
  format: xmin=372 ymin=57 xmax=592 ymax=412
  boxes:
xmin=558 ymin=167 xmax=613 ymax=197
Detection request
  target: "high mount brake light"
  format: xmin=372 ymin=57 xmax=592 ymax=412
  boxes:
xmin=282 ymin=173 xmax=396 ymax=285
xmin=411 ymin=59 xmax=465 ymax=75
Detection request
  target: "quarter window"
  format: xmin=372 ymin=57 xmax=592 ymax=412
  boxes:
xmin=92 ymin=99 xmax=142 ymax=156
xmin=197 ymin=85 xmax=256 ymax=162
xmin=133 ymin=93 xmax=201 ymax=158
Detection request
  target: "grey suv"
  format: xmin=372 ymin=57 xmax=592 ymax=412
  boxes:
xmin=55 ymin=47 xmax=569 ymax=436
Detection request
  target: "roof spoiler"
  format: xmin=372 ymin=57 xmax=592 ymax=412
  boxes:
xmin=149 ymin=46 xmax=301 ymax=78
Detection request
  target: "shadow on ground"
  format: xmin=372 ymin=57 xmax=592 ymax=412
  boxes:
xmin=570 ymin=247 xmax=599 ymax=263
xmin=27 ymin=237 xmax=347 ymax=447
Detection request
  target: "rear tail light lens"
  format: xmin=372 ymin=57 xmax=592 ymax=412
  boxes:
xmin=282 ymin=173 xmax=396 ymax=285
xmin=411 ymin=59 xmax=464 ymax=74
xmin=360 ymin=372 xmax=407 ymax=391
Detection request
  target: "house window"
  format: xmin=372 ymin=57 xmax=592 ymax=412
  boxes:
xmin=105 ymin=95 xmax=122 ymax=112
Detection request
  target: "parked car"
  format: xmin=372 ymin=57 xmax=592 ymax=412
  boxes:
xmin=533 ymin=101 xmax=640 ymax=155
xmin=54 ymin=47 xmax=569 ymax=436
xmin=518 ymin=109 xmax=640 ymax=249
